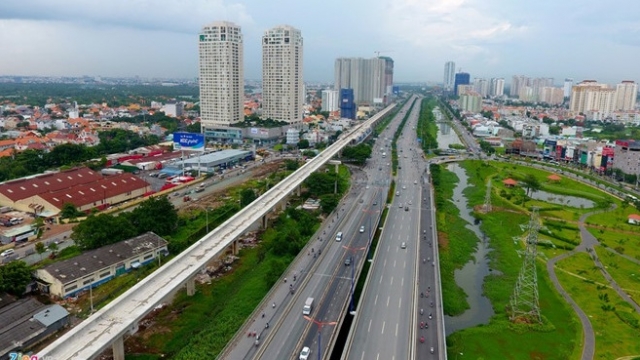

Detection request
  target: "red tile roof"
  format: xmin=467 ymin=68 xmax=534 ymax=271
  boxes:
xmin=0 ymin=167 xmax=103 ymax=202
xmin=37 ymin=173 xmax=149 ymax=209
xmin=628 ymin=214 xmax=640 ymax=221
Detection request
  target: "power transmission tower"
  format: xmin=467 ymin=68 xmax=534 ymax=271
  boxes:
xmin=509 ymin=207 xmax=542 ymax=324
xmin=482 ymin=179 xmax=492 ymax=213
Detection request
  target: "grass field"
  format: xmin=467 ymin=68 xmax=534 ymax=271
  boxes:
xmin=593 ymin=246 xmax=640 ymax=303
xmin=443 ymin=161 xmax=582 ymax=360
xmin=587 ymin=227 xmax=640 ymax=261
xmin=555 ymin=252 xmax=640 ymax=359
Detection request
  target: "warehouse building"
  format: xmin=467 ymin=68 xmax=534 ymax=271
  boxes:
xmin=34 ymin=232 xmax=169 ymax=298
xmin=161 ymin=149 xmax=254 ymax=175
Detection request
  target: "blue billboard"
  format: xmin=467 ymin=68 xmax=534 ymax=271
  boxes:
xmin=173 ymin=132 xmax=205 ymax=151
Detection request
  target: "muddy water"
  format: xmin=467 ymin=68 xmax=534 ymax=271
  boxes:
xmin=443 ymin=164 xmax=495 ymax=335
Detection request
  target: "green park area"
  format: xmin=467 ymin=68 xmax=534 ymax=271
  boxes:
xmin=433 ymin=159 xmax=640 ymax=359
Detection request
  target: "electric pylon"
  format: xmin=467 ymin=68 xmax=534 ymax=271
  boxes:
xmin=509 ymin=207 xmax=542 ymax=324
xmin=482 ymin=179 xmax=492 ymax=213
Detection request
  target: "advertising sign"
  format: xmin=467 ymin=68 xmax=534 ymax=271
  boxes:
xmin=173 ymin=132 xmax=205 ymax=151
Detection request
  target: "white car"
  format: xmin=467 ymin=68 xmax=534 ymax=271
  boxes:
xmin=402 ymin=186 xmax=406 ymax=190
xmin=300 ymin=346 xmax=311 ymax=360
xmin=359 ymin=226 xmax=365 ymax=233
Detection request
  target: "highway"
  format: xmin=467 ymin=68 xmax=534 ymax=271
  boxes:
xmin=344 ymin=95 xmax=426 ymax=360
xmin=39 ymin=104 xmax=396 ymax=360
xmin=221 ymin=98 xmax=415 ymax=360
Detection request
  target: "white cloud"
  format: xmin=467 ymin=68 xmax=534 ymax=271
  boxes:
xmin=0 ymin=0 xmax=255 ymax=34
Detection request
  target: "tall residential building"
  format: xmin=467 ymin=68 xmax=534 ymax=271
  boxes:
xmin=198 ymin=21 xmax=244 ymax=128
xmin=340 ymin=88 xmax=356 ymax=120
xmin=381 ymin=56 xmax=394 ymax=95
xmin=570 ymin=80 xmax=616 ymax=117
xmin=334 ymin=57 xmax=387 ymax=105
xmin=563 ymin=78 xmax=574 ymax=99
xmin=443 ymin=61 xmax=456 ymax=92
xmin=473 ymin=78 xmax=489 ymax=98
xmin=262 ymin=25 xmax=304 ymax=125
xmin=490 ymin=78 xmax=505 ymax=97
xmin=615 ymin=81 xmax=638 ymax=111
xmin=321 ymin=89 xmax=339 ymax=112
xmin=539 ymin=87 xmax=564 ymax=105
xmin=510 ymin=75 xmax=529 ymax=98
xmin=454 ymin=72 xmax=470 ymax=96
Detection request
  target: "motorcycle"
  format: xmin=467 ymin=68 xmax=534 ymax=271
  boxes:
xmin=420 ymin=321 xmax=424 ymax=329
xmin=429 ymin=313 xmax=432 ymax=320
xmin=420 ymin=336 xmax=425 ymax=343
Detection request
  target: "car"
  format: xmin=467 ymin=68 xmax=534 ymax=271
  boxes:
xmin=373 ymin=200 xmax=377 ymax=206
xmin=414 ymin=180 xmax=417 ymax=185
xmin=402 ymin=186 xmax=406 ymax=190
xmin=300 ymin=346 xmax=311 ymax=360
xmin=399 ymin=202 xmax=403 ymax=208
xmin=430 ymin=347 xmax=435 ymax=354
xmin=1 ymin=249 xmax=15 ymax=257
xmin=335 ymin=232 xmax=343 ymax=242
xmin=359 ymin=225 xmax=365 ymax=233
xmin=379 ymin=167 xmax=382 ymax=170
xmin=344 ymin=257 xmax=352 ymax=266
xmin=401 ymin=242 xmax=406 ymax=249
xmin=396 ymin=191 xmax=400 ymax=196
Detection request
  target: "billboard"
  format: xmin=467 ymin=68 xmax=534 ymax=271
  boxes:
xmin=173 ymin=132 xmax=205 ymax=151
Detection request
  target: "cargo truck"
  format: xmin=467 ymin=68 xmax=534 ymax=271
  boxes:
xmin=303 ymin=297 xmax=314 ymax=315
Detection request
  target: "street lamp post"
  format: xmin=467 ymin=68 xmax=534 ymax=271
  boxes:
xmin=303 ymin=316 xmax=337 ymax=360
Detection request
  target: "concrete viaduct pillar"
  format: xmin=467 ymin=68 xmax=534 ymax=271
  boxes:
xmin=186 ymin=278 xmax=196 ymax=296
xmin=112 ymin=336 xmax=125 ymax=360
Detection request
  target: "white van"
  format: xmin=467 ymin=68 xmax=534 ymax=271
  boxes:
xmin=335 ymin=232 xmax=343 ymax=242
xmin=1 ymin=249 xmax=15 ymax=257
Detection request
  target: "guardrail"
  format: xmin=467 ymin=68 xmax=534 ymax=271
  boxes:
xmin=39 ymin=104 xmax=397 ymax=360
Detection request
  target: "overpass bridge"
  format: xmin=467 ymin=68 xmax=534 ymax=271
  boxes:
xmin=39 ymin=104 xmax=397 ymax=360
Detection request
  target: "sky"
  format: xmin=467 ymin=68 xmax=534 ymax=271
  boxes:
xmin=1 ymin=0 xmax=639 ymax=85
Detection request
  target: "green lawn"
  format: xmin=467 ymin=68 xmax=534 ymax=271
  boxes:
xmin=593 ymin=246 xmax=640 ymax=303
xmin=555 ymin=252 xmax=640 ymax=359
xmin=587 ymin=227 xmax=640 ymax=261
xmin=444 ymin=162 xmax=582 ymax=360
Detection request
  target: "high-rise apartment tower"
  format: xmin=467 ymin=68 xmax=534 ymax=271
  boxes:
xmin=198 ymin=21 xmax=244 ymax=128
xmin=444 ymin=61 xmax=456 ymax=92
xmin=334 ymin=57 xmax=386 ymax=105
xmin=262 ymin=25 xmax=304 ymax=125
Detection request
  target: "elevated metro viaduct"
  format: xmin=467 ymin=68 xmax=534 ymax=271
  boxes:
xmin=39 ymin=104 xmax=397 ymax=360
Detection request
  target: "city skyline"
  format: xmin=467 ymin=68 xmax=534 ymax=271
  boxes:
xmin=1 ymin=0 xmax=640 ymax=84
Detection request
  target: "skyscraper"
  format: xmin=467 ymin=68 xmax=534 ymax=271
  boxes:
xmin=334 ymin=57 xmax=386 ymax=105
xmin=380 ymin=56 xmax=394 ymax=96
xmin=473 ymin=78 xmax=489 ymax=98
xmin=570 ymin=80 xmax=616 ymax=116
xmin=198 ymin=21 xmax=244 ymax=128
xmin=321 ymin=89 xmax=339 ymax=112
xmin=490 ymin=78 xmax=505 ymax=97
xmin=454 ymin=72 xmax=470 ymax=96
xmin=262 ymin=25 xmax=304 ymax=125
xmin=615 ymin=81 xmax=638 ymax=111
xmin=563 ymin=78 xmax=574 ymax=99
xmin=444 ymin=61 xmax=456 ymax=92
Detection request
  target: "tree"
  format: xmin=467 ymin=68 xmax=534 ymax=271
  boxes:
xmin=305 ymin=172 xmax=337 ymax=197
xmin=127 ymin=196 xmax=178 ymax=236
xmin=522 ymin=174 xmax=541 ymax=197
xmin=35 ymin=242 xmax=46 ymax=260
xmin=47 ymin=242 xmax=58 ymax=255
xmin=284 ymin=159 xmax=300 ymax=171
xmin=71 ymin=213 xmax=137 ymax=250
xmin=240 ymin=189 xmax=257 ymax=207
xmin=341 ymin=144 xmax=372 ymax=165
xmin=0 ymin=261 xmax=32 ymax=296
xmin=60 ymin=203 xmax=82 ymax=219
xmin=298 ymin=139 xmax=310 ymax=149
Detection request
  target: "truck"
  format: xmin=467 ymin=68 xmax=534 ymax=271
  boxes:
xmin=302 ymin=297 xmax=314 ymax=315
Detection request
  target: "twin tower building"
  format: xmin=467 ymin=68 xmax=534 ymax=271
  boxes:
xmin=198 ymin=21 xmax=303 ymax=133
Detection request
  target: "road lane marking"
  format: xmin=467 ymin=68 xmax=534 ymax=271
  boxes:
xmin=387 ymin=296 xmax=390 ymax=307
xmin=384 ymin=259 xmax=387 ymax=267
xmin=380 ymin=274 xmax=383 ymax=284
xmin=390 ymin=276 xmax=394 ymax=285
xmin=361 ymin=352 xmax=366 ymax=360
xmin=401 ymin=278 xmax=404 ymax=286
xmin=382 ymin=321 xmax=386 ymax=334
xmin=396 ymin=323 xmax=399 ymax=337
xmin=404 ymin=261 xmax=407 ymax=269
xmin=394 ymin=260 xmax=397 ymax=267
xmin=368 ymin=319 xmax=372 ymax=332
xmin=374 ymin=294 xmax=378 ymax=305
